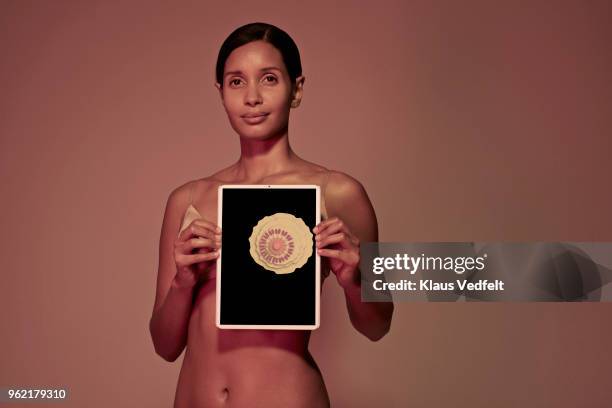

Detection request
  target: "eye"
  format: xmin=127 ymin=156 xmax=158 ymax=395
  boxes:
xmin=262 ymin=75 xmax=278 ymax=84
xmin=228 ymin=78 xmax=243 ymax=87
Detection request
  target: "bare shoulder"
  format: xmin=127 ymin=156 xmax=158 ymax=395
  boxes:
xmin=324 ymin=170 xmax=377 ymax=241
xmin=172 ymin=173 xmax=225 ymax=200
xmin=165 ymin=180 xmax=191 ymax=210
xmin=325 ymin=170 xmax=370 ymax=204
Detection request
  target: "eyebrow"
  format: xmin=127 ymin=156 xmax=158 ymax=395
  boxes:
xmin=224 ymin=66 xmax=282 ymax=78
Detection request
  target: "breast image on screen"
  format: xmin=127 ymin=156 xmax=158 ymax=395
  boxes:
xmin=220 ymin=188 xmax=317 ymax=326
xmin=249 ymin=212 xmax=313 ymax=275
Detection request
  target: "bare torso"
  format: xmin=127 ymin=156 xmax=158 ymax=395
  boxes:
xmin=173 ymin=163 xmax=333 ymax=408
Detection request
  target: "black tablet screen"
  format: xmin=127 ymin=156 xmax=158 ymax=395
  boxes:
xmin=219 ymin=187 xmax=318 ymax=326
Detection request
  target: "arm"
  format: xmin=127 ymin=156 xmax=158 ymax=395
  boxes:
xmin=317 ymin=172 xmax=394 ymax=341
xmin=149 ymin=186 xmax=196 ymax=362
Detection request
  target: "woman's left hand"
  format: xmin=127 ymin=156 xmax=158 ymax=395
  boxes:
xmin=313 ymin=217 xmax=360 ymax=289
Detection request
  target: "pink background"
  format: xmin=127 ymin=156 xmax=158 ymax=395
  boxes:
xmin=1 ymin=1 xmax=611 ymax=406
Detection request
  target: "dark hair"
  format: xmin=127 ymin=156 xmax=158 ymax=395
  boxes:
xmin=215 ymin=22 xmax=302 ymax=87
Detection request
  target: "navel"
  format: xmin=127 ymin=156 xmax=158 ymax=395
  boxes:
xmin=220 ymin=386 xmax=229 ymax=402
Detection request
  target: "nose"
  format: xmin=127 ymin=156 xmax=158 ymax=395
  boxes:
xmin=244 ymin=83 xmax=262 ymax=106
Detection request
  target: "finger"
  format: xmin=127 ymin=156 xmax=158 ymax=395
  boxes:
xmin=179 ymin=224 xmax=220 ymax=242
xmin=317 ymin=247 xmax=359 ymax=267
xmin=316 ymin=232 xmax=349 ymax=249
xmin=176 ymin=250 xmax=219 ymax=266
xmin=192 ymin=251 xmax=220 ymax=262
xmin=316 ymin=247 xmax=348 ymax=262
xmin=176 ymin=236 xmax=221 ymax=255
xmin=313 ymin=217 xmax=340 ymax=234
xmin=315 ymin=220 xmax=349 ymax=243
xmin=193 ymin=219 xmax=221 ymax=233
xmin=187 ymin=237 xmax=221 ymax=252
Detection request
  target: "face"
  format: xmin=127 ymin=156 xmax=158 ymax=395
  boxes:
xmin=216 ymin=40 xmax=304 ymax=140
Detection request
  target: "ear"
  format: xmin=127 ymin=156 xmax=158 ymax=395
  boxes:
xmin=290 ymin=75 xmax=305 ymax=108
xmin=215 ymin=82 xmax=223 ymax=102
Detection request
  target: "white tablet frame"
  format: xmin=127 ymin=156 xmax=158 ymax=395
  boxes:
xmin=216 ymin=184 xmax=321 ymax=330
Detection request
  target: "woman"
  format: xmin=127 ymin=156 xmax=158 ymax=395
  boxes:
xmin=149 ymin=22 xmax=394 ymax=408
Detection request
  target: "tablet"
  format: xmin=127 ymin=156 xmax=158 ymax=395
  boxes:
xmin=216 ymin=184 xmax=321 ymax=330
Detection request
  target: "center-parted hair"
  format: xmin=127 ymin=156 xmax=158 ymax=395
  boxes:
xmin=216 ymin=22 xmax=302 ymax=87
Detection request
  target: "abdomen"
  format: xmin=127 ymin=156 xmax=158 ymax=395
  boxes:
xmin=174 ymin=277 xmax=330 ymax=408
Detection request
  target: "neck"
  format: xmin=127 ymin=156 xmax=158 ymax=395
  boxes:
xmin=234 ymin=130 xmax=298 ymax=182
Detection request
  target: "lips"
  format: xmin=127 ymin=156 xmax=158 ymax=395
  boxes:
xmin=241 ymin=112 xmax=269 ymax=125
xmin=242 ymin=112 xmax=269 ymax=118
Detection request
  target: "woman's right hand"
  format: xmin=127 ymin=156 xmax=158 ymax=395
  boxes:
xmin=173 ymin=219 xmax=221 ymax=288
